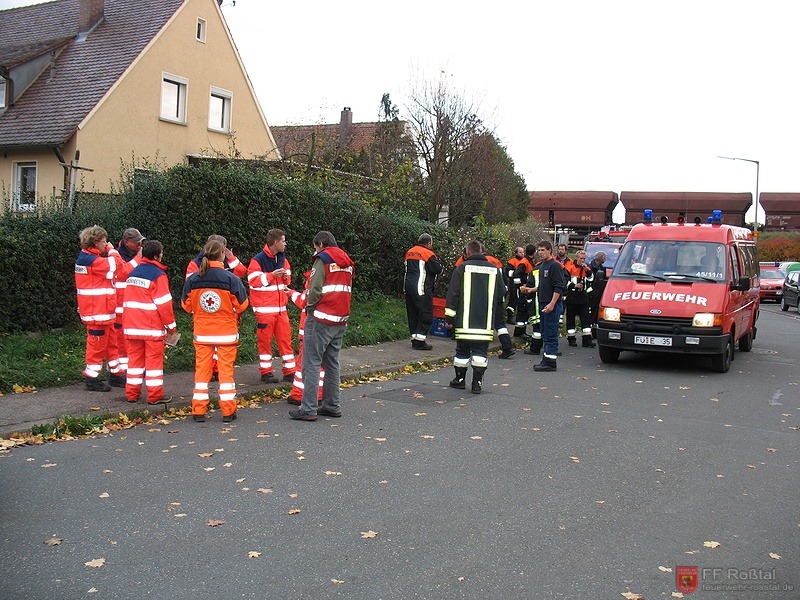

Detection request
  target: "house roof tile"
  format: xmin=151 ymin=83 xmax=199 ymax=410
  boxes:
xmin=0 ymin=0 xmax=186 ymax=148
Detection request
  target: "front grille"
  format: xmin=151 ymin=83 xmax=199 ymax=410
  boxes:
xmin=608 ymin=314 xmax=720 ymax=336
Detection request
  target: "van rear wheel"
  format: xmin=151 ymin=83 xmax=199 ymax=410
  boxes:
xmin=711 ymin=335 xmax=733 ymax=373
xmin=598 ymin=344 xmax=620 ymax=364
xmin=738 ymin=328 xmax=753 ymax=352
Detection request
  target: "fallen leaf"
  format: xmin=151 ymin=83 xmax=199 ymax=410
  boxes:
xmin=672 ymin=593 xmax=685 ymax=598
xmin=360 ymin=530 xmax=378 ymax=539
xmin=421 ymin=435 xmax=435 ymax=439
xmin=85 ymin=558 xmax=106 ymax=568
xmin=703 ymin=540 xmax=721 ymax=548
xmin=89 ymin=407 xmax=101 ymax=412
xmin=198 ymin=452 xmax=214 ymax=458
xmin=223 ymin=462 xmax=233 ymax=468
xmin=207 ymin=519 xmax=225 ymax=527
xmin=99 ymin=492 xmax=109 ymax=498
xmin=41 ymin=463 xmax=57 ymax=468
xmin=288 ymin=493 xmax=298 ymax=498
xmin=470 ymin=436 xmax=483 ymax=440
xmin=766 ymin=448 xmax=777 ymax=453
xmin=236 ymin=478 xmax=246 ymax=483
xmin=203 ymin=467 xmax=215 ymax=472
xmin=621 ymin=592 xmax=643 ymax=600
xmin=287 ymin=509 xmax=301 ymax=515
xmin=658 ymin=566 xmax=672 ymax=572
xmin=324 ymin=471 xmax=342 ymax=476
xmin=257 ymin=488 xmax=273 ymax=494
xmin=415 ymin=412 xmax=427 ymax=416
xmin=44 ymin=537 xmax=62 ymax=546
xmin=174 ymin=513 xmax=187 ymax=518
xmin=374 ymin=437 xmax=387 ymax=442
xmin=295 ymin=450 xmax=305 ymax=455
xmin=769 ymin=552 xmax=781 ymax=559
xmin=569 ymin=456 xmax=580 ymax=463
xmin=297 ymin=456 xmax=306 ymax=461
xmin=88 ymin=588 xmax=98 ymax=594
xmin=746 ymin=464 xmax=756 ymax=469
xmin=248 ymin=551 xmax=261 ymax=558
xmin=331 ymin=578 xmax=344 ymax=584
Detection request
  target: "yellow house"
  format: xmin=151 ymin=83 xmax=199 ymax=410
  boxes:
xmin=0 ymin=0 xmax=279 ymax=212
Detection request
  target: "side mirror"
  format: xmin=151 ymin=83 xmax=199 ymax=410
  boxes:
xmin=731 ymin=275 xmax=751 ymax=291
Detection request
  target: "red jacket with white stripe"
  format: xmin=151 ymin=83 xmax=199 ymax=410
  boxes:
xmin=308 ymin=246 xmax=354 ymax=326
xmin=122 ymin=258 xmax=177 ymax=340
xmin=75 ymin=247 xmax=121 ymax=325
xmin=247 ymin=245 xmax=291 ymax=319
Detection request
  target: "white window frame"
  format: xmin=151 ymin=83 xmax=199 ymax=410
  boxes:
xmin=160 ymin=73 xmax=188 ymax=124
xmin=196 ymin=18 xmax=207 ymax=43
xmin=0 ymin=79 xmax=6 ymax=109
xmin=13 ymin=162 xmax=37 ymax=212
xmin=208 ymin=86 xmax=232 ymax=133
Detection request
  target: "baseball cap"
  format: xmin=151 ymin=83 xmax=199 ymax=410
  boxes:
xmin=122 ymin=228 xmax=144 ymax=243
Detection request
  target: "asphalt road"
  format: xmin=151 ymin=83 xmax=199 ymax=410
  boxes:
xmin=1 ymin=307 xmax=797 ymax=600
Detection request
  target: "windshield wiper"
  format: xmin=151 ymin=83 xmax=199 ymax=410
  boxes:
xmin=667 ymin=273 xmax=718 ymax=283
xmin=617 ymin=271 xmax=666 ymax=281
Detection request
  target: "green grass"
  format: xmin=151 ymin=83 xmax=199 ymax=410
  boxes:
xmin=0 ymin=294 xmax=409 ymax=393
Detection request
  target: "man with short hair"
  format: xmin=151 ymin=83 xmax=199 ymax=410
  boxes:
xmin=445 ymin=240 xmax=506 ymax=394
xmin=248 ymin=228 xmax=297 ymax=384
xmin=111 ymin=228 xmax=144 ymax=383
xmin=403 ymin=233 xmax=443 ymax=350
xmin=290 ymin=231 xmax=354 ymax=421
xmin=533 ymin=240 xmax=566 ymax=372
xmin=556 ymin=243 xmax=573 ymax=268
xmin=564 ymin=250 xmax=595 ymax=348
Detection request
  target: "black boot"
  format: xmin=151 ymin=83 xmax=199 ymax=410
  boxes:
xmin=498 ymin=333 xmax=515 ymax=358
xmin=108 ymin=373 xmax=126 ymax=388
xmin=412 ymin=339 xmax=433 ymax=351
xmin=582 ymin=335 xmax=596 ymax=348
xmin=533 ymin=357 xmax=557 ymax=372
xmin=85 ymin=377 xmax=111 ymax=392
xmin=450 ymin=367 xmax=467 ymax=389
xmin=471 ymin=367 xmax=485 ymax=394
xmin=568 ymin=337 xmax=578 ymax=347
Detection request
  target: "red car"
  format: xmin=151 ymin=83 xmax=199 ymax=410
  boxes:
xmin=759 ymin=267 xmax=787 ymax=302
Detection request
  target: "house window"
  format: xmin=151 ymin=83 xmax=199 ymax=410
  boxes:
xmin=160 ymin=73 xmax=188 ymax=124
xmin=196 ymin=18 xmax=206 ymax=43
xmin=208 ymin=87 xmax=232 ymax=132
xmin=13 ymin=162 xmax=37 ymax=212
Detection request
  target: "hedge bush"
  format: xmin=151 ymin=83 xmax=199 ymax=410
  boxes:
xmin=1 ymin=161 xmax=519 ymax=333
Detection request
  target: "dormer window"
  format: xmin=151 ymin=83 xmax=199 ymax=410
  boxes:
xmin=196 ymin=18 xmax=206 ymax=43
xmin=0 ymin=79 xmax=6 ymax=109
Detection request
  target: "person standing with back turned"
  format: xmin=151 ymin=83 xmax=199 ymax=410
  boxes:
xmin=290 ymin=231 xmax=355 ymax=422
xmin=182 ymin=239 xmax=249 ymax=423
xmin=404 ymin=233 xmax=443 ymax=350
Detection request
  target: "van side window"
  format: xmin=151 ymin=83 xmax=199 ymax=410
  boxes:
xmin=729 ymin=247 xmax=741 ymax=282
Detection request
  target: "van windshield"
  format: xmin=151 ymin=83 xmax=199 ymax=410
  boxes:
xmin=612 ymin=241 xmax=726 ymax=282
xmin=585 ymin=243 xmax=624 ymax=268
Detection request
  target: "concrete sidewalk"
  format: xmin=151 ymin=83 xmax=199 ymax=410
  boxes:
xmin=0 ymin=334 xmax=466 ymax=438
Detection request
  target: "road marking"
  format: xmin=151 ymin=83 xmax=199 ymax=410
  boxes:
xmin=769 ymin=390 xmax=783 ymax=406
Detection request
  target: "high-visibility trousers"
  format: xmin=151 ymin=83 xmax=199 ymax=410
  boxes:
xmin=125 ymin=338 xmax=166 ymax=403
xmin=290 ymin=339 xmax=323 ymax=401
xmin=192 ymin=343 xmax=238 ymax=417
xmin=256 ymin=311 xmax=296 ymax=376
xmin=112 ymin=322 xmax=128 ymax=374
xmin=83 ymin=323 xmax=120 ymax=379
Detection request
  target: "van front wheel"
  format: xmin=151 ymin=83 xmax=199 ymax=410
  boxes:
xmin=598 ymin=344 xmax=620 ymax=363
xmin=711 ymin=335 xmax=733 ymax=373
xmin=738 ymin=328 xmax=753 ymax=352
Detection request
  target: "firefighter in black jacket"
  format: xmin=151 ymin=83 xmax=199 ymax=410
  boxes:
xmin=564 ymin=250 xmax=595 ymax=347
xmin=445 ymin=240 xmax=506 ymax=394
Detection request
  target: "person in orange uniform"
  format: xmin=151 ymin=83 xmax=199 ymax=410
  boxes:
xmin=182 ymin=239 xmax=249 ymax=423
xmin=247 ymin=228 xmax=296 ymax=383
xmin=285 ymin=270 xmax=324 ymax=406
xmin=185 ymin=234 xmax=246 ymax=381
xmin=404 ymin=233 xmax=443 ymax=350
xmin=75 ymin=225 xmax=124 ymax=392
xmin=111 ymin=228 xmax=144 ymax=382
xmin=122 ymin=240 xmax=177 ymax=404
xmin=563 ymin=250 xmax=596 ymax=348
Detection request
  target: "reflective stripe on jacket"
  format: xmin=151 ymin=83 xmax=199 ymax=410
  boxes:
xmin=122 ymin=258 xmax=176 ymax=339
xmin=247 ymin=246 xmax=291 ymax=317
xmin=75 ymin=248 xmax=120 ymax=324
xmin=309 ymin=246 xmax=354 ymax=326
xmin=181 ymin=261 xmax=249 ymax=345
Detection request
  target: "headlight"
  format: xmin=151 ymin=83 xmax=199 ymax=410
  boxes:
xmin=602 ymin=307 xmax=621 ymax=322
xmin=693 ymin=313 xmax=722 ymax=327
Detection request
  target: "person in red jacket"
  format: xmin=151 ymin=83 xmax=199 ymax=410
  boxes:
xmin=285 ymin=270 xmax=324 ymax=406
xmin=75 ymin=225 xmax=123 ymax=392
xmin=247 ymin=228 xmax=296 ymax=384
xmin=122 ymin=240 xmax=177 ymax=404
xmin=111 ymin=228 xmax=144 ymax=381
xmin=290 ymin=231 xmax=354 ymax=422
xmin=182 ymin=239 xmax=250 ymax=423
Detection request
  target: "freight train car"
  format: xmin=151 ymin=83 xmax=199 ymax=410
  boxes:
xmin=527 ymin=191 xmax=619 ymax=234
xmin=620 ymin=192 xmax=751 ymax=227
xmin=759 ymin=193 xmax=800 ymax=231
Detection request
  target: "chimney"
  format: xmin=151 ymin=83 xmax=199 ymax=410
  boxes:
xmin=78 ymin=0 xmax=105 ymax=38
xmin=339 ymin=107 xmax=353 ymax=149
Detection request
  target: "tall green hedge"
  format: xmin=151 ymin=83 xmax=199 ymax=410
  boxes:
xmin=2 ymin=161 xmax=512 ymax=333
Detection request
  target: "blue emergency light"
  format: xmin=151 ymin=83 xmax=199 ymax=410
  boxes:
xmin=643 ymin=209 xmax=653 ymax=224
xmin=710 ymin=210 xmax=722 ymax=224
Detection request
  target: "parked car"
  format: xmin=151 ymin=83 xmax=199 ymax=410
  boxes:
xmin=759 ymin=266 xmax=787 ymax=302
xmin=782 ymin=270 xmax=800 ymax=312
xmin=779 ymin=261 xmax=800 ymax=273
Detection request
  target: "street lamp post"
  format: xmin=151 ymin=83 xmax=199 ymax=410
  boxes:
xmin=718 ymin=155 xmax=760 ymax=232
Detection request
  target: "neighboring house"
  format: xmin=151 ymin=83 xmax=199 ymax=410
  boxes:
xmin=270 ymin=107 xmax=379 ymax=164
xmin=0 ymin=0 xmax=279 ymax=213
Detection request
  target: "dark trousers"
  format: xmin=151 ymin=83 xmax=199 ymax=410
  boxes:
xmin=405 ymin=293 xmax=433 ymax=341
xmin=540 ymin=301 xmax=563 ymax=361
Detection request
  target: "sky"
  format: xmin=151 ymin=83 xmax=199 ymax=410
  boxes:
xmin=3 ymin=0 xmax=798 ymax=223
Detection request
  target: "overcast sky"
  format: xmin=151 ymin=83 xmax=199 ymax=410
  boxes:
xmin=3 ymin=0 xmax=797 ymax=223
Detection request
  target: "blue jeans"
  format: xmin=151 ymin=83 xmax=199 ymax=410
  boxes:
xmin=540 ymin=301 xmax=563 ymax=360
xmin=300 ymin=314 xmax=346 ymax=414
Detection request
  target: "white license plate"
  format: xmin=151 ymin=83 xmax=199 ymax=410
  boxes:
xmin=634 ymin=335 xmax=672 ymax=347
